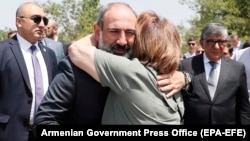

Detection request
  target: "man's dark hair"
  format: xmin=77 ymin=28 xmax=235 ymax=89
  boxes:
xmin=7 ymin=30 xmax=17 ymax=38
xmin=242 ymin=41 xmax=250 ymax=49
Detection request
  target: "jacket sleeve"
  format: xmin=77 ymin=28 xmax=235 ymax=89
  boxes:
xmin=34 ymin=56 xmax=76 ymax=126
xmin=238 ymin=64 xmax=250 ymax=125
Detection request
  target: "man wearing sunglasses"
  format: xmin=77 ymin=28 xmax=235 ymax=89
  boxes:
xmin=183 ymin=37 xmax=198 ymax=59
xmin=0 ymin=2 xmax=57 ymax=141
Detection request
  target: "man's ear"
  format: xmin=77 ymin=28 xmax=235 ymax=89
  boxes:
xmin=94 ymin=24 xmax=100 ymax=42
xmin=16 ymin=17 xmax=22 ymax=28
xmin=53 ymin=26 xmax=58 ymax=33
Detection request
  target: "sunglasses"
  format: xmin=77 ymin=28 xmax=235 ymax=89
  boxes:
xmin=188 ymin=43 xmax=195 ymax=46
xmin=19 ymin=15 xmax=48 ymax=26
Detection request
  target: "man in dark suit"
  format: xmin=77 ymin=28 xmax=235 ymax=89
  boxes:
xmin=230 ymin=34 xmax=244 ymax=54
xmin=180 ymin=22 xmax=250 ymax=124
xmin=45 ymin=18 xmax=71 ymax=55
xmin=42 ymin=37 xmax=65 ymax=64
xmin=34 ymin=2 xmax=186 ymax=127
xmin=40 ymin=28 xmax=65 ymax=64
xmin=0 ymin=2 xmax=57 ymax=141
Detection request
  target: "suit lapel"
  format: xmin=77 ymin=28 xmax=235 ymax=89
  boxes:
xmin=212 ymin=58 xmax=228 ymax=101
xmin=193 ymin=55 xmax=212 ymax=101
xmin=9 ymin=38 xmax=32 ymax=95
xmin=43 ymin=38 xmax=50 ymax=47
xmin=38 ymin=42 xmax=53 ymax=83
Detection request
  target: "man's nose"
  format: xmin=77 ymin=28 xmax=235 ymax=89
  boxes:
xmin=117 ymin=31 xmax=127 ymax=46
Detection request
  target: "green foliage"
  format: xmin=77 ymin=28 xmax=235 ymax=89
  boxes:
xmin=0 ymin=27 xmax=15 ymax=40
xmin=42 ymin=0 xmax=100 ymax=42
xmin=179 ymin=0 xmax=250 ymax=43
xmin=1 ymin=0 xmax=250 ymax=44
xmin=0 ymin=29 xmax=8 ymax=41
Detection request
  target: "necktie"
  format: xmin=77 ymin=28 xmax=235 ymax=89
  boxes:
xmin=208 ymin=61 xmax=217 ymax=100
xmin=31 ymin=45 xmax=44 ymax=112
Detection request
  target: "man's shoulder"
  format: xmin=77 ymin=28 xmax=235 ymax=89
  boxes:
xmin=0 ymin=38 xmax=17 ymax=47
xmin=44 ymin=37 xmax=55 ymax=42
xmin=45 ymin=38 xmax=63 ymax=46
xmin=58 ymin=56 xmax=91 ymax=75
xmin=222 ymin=57 xmax=245 ymax=68
xmin=183 ymin=54 xmax=201 ymax=62
xmin=235 ymin=48 xmax=250 ymax=58
xmin=58 ymin=38 xmax=70 ymax=44
xmin=0 ymin=39 xmax=17 ymax=57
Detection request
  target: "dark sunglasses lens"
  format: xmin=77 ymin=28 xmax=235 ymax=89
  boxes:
xmin=33 ymin=16 xmax=42 ymax=24
xmin=188 ymin=43 xmax=195 ymax=46
xmin=43 ymin=17 xmax=48 ymax=26
xmin=33 ymin=16 xmax=48 ymax=25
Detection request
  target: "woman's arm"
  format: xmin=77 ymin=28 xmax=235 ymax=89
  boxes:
xmin=68 ymin=34 xmax=100 ymax=82
xmin=69 ymin=34 xmax=186 ymax=98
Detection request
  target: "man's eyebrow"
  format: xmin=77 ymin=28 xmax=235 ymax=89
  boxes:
xmin=107 ymin=28 xmax=135 ymax=31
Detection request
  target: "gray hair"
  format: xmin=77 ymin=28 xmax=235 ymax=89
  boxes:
xmin=96 ymin=2 xmax=137 ymax=30
xmin=200 ymin=23 xmax=228 ymax=40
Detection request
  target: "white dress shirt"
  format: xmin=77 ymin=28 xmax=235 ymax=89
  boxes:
xmin=16 ymin=33 xmax=49 ymax=125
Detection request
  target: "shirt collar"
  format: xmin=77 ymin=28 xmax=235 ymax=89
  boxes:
xmin=16 ymin=33 xmax=39 ymax=52
xmin=203 ymin=52 xmax=221 ymax=65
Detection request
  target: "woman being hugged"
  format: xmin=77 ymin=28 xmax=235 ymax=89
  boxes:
xmin=69 ymin=11 xmax=183 ymax=124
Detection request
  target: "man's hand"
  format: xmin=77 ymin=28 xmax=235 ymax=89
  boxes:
xmin=157 ymin=71 xmax=185 ymax=98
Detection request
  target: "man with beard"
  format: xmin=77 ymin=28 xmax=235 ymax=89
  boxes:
xmin=34 ymin=2 xmax=186 ymax=126
xmin=69 ymin=11 xmax=184 ymax=124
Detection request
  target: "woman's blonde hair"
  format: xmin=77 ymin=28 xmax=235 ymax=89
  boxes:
xmin=133 ymin=11 xmax=181 ymax=74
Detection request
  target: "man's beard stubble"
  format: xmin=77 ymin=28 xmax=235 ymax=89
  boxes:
xmin=97 ymin=33 xmax=133 ymax=58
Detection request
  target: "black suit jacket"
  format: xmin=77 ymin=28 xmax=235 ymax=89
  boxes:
xmin=0 ymin=36 xmax=57 ymax=141
xmin=34 ymin=56 xmax=109 ymax=126
xmin=180 ymin=54 xmax=250 ymax=125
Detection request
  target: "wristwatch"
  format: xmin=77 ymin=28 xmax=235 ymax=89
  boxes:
xmin=182 ymin=71 xmax=192 ymax=90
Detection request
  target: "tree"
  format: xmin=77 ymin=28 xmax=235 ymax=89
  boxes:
xmin=42 ymin=0 xmax=100 ymax=41
xmin=179 ymin=0 xmax=250 ymax=42
xmin=0 ymin=28 xmax=14 ymax=40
